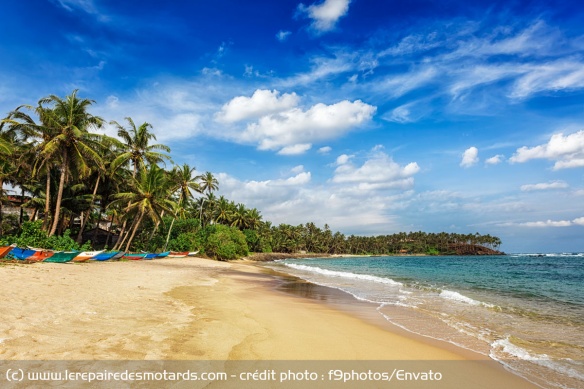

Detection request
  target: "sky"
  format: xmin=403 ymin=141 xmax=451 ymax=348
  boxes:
xmin=1 ymin=0 xmax=584 ymax=253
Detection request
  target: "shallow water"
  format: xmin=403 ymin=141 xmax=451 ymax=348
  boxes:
xmin=265 ymin=254 xmax=584 ymax=389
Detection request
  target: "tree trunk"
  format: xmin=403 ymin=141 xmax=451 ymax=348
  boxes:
xmin=0 ymin=179 xmax=3 ymax=235
xmin=42 ymin=170 xmax=51 ymax=231
xmin=163 ymin=218 xmax=176 ymax=251
xmin=112 ymin=218 xmax=128 ymax=250
xmin=76 ymin=174 xmax=100 ymax=243
xmin=49 ymin=154 xmax=68 ymax=237
xmin=124 ymin=210 xmax=144 ymax=252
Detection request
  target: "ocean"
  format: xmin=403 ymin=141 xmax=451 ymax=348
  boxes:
xmin=265 ymin=254 xmax=584 ymax=389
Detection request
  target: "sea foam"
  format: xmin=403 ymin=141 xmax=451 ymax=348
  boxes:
xmin=284 ymin=263 xmax=403 ymax=286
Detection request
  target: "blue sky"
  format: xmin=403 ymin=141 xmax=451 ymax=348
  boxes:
xmin=2 ymin=0 xmax=584 ymax=252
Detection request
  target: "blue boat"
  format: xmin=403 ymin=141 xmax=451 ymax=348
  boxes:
xmin=7 ymin=247 xmax=37 ymax=260
xmin=156 ymin=251 xmax=170 ymax=258
xmin=90 ymin=251 xmax=120 ymax=261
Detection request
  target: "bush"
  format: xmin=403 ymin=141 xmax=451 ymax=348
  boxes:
xmin=203 ymin=224 xmax=249 ymax=260
xmin=6 ymin=220 xmax=88 ymax=251
xmin=167 ymin=232 xmax=201 ymax=252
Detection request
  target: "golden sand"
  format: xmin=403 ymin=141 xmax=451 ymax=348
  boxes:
xmin=0 ymin=257 xmax=538 ymax=388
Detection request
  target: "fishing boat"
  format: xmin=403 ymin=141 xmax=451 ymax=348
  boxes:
xmin=155 ymin=251 xmax=170 ymax=258
xmin=90 ymin=251 xmax=120 ymax=261
xmin=123 ymin=253 xmax=147 ymax=260
xmin=44 ymin=251 xmax=80 ymax=263
xmin=72 ymin=250 xmax=105 ymax=262
xmin=168 ymin=251 xmax=188 ymax=258
xmin=0 ymin=244 xmax=15 ymax=259
xmin=187 ymin=251 xmax=200 ymax=256
xmin=7 ymin=247 xmax=37 ymax=260
xmin=26 ymin=250 xmax=55 ymax=262
xmin=110 ymin=251 xmax=126 ymax=260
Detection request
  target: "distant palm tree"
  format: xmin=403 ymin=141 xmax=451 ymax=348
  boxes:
xmin=110 ymin=117 xmax=170 ymax=177
xmin=169 ymin=163 xmax=201 ymax=207
xmin=198 ymin=171 xmax=218 ymax=194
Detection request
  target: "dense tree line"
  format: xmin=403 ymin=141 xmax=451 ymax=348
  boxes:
xmin=0 ymin=91 xmax=502 ymax=259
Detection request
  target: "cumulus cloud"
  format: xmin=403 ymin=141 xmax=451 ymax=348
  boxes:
xmin=240 ymin=99 xmax=375 ymax=154
xmin=520 ymin=181 xmax=569 ymax=191
xmin=298 ymin=0 xmax=351 ymax=33
xmin=485 ymin=154 xmax=504 ymax=165
xmin=215 ymin=89 xmax=300 ymax=123
xmin=460 ymin=147 xmax=479 ymax=168
xmin=318 ymin=146 xmax=332 ymax=154
xmin=332 ymin=149 xmax=420 ymax=191
xmin=510 ymin=130 xmax=584 ymax=170
xmin=518 ymin=220 xmax=573 ymax=227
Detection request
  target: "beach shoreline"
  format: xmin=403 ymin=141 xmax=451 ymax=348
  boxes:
xmin=0 ymin=257 xmax=538 ymax=388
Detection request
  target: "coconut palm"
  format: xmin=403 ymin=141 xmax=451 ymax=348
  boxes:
xmin=111 ymin=164 xmax=176 ymax=251
xmin=29 ymin=90 xmax=105 ymax=236
xmin=110 ymin=117 xmax=171 ymax=177
xmin=169 ymin=163 xmax=201 ymax=207
xmin=198 ymin=171 xmax=218 ymax=194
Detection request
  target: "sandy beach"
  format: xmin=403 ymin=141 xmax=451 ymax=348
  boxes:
xmin=0 ymin=257 xmax=539 ymax=388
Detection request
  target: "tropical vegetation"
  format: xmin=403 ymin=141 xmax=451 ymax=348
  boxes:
xmin=0 ymin=90 xmax=503 ymax=260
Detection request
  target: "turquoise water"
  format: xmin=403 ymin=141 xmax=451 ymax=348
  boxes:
xmin=267 ymin=254 xmax=584 ymax=389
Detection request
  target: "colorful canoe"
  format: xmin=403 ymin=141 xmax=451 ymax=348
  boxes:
xmin=26 ymin=250 xmax=55 ymax=262
xmin=110 ymin=251 xmax=126 ymax=260
xmin=156 ymin=251 xmax=170 ymax=258
xmin=123 ymin=253 xmax=147 ymax=260
xmin=72 ymin=250 xmax=105 ymax=262
xmin=44 ymin=251 xmax=79 ymax=263
xmin=0 ymin=244 xmax=15 ymax=258
xmin=90 ymin=251 xmax=120 ymax=261
xmin=7 ymin=247 xmax=37 ymax=260
xmin=168 ymin=251 xmax=189 ymax=258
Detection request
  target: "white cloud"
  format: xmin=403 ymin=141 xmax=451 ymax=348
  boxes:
xmin=485 ymin=155 xmax=504 ymax=165
xmin=241 ymin=99 xmax=376 ymax=154
xmin=215 ymin=89 xmax=299 ymax=123
xmin=510 ymin=130 xmax=584 ymax=170
xmin=278 ymin=144 xmax=312 ymax=155
xmin=332 ymin=149 xmax=420 ymax=191
xmin=298 ymin=0 xmax=351 ymax=33
xmin=519 ymin=220 xmax=573 ymax=227
xmin=318 ymin=146 xmax=332 ymax=154
xmin=520 ymin=181 xmax=569 ymax=191
xmin=573 ymin=217 xmax=584 ymax=226
xmin=460 ymin=147 xmax=479 ymax=168
xmin=276 ymin=30 xmax=292 ymax=42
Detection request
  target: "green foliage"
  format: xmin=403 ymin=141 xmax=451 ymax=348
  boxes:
xmin=426 ymin=247 xmax=440 ymax=256
xmin=167 ymin=232 xmax=201 ymax=252
xmin=5 ymin=221 xmax=86 ymax=250
xmin=203 ymin=224 xmax=248 ymax=260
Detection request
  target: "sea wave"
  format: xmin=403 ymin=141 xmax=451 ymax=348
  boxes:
xmin=439 ymin=289 xmax=496 ymax=308
xmin=283 ymin=263 xmax=403 ymax=286
xmin=491 ymin=337 xmax=584 ymax=381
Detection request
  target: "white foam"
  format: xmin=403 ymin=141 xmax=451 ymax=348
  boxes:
xmin=284 ymin=263 xmax=403 ymax=286
xmin=491 ymin=337 xmax=584 ymax=381
xmin=439 ymin=289 xmax=496 ymax=308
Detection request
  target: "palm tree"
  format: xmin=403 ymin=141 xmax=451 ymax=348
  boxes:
xmin=198 ymin=171 xmax=218 ymax=194
xmin=110 ymin=117 xmax=171 ymax=177
xmin=111 ymin=164 xmax=176 ymax=251
xmin=32 ymin=90 xmax=105 ymax=236
xmin=169 ymin=163 xmax=201 ymax=207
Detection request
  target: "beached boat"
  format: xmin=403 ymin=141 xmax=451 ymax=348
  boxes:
xmin=44 ymin=251 xmax=79 ymax=263
xmin=72 ymin=250 xmax=105 ymax=262
xmin=156 ymin=251 xmax=170 ymax=258
xmin=168 ymin=251 xmax=188 ymax=258
xmin=7 ymin=247 xmax=37 ymax=260
xmin=90 ymin=251 xmax=120 ymax=261
xmin=0 ymin=244 xmax=15 ymax=258
xmin=110 ymin=251 xmax=125 ymax=260
xmin=26 ymin=250 xmax=55 ymax=262
xmin=188 ymin=251 xmax=200 ymax=256
xmin=123 ymin=253 xmax=147 ymax=260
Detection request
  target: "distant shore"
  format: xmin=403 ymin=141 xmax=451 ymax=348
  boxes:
xmin=0 ymin=257 xmax=535 ymax=388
